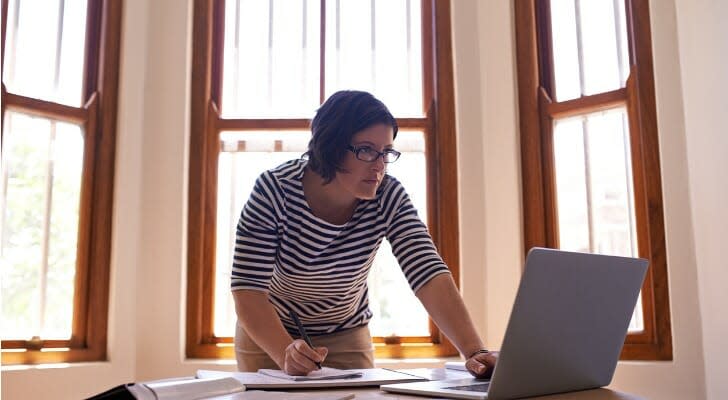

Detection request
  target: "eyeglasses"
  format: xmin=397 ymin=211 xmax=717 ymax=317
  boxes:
xmin=348 ymin=145 xmax=402 ymax=163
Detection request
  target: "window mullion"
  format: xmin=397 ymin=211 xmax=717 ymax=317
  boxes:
xmin=612 ymin=0 xmax=627 ymax=83
xmin=573 ymin=0 xmax=586 ymax=96
xmin=38 ymin=122 xmax=57 ymax=336
xmin=622 ymin=114 xmax=638 ymax=256
xmin=4 ymin=0 xmax=21 ymax=85
xmin=580 ymin=118 xmax=595 ymax=252
xmin=266 ymin=0 xmax=273 ymax=110
xmin=0 ymin=104 xmax=11 ymax=254
xmin=53 ymin=0 xmax=66 ymax=98
xmin=232 ymin=0 xmax=240 ymax=113
xmin=369 ymin=0 xmax=375 ymax=85
xmin=319 ymin=0 xmax=325 ymax=103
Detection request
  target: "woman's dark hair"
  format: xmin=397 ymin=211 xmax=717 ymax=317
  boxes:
xmin=304 ymin=90 xmax=398 ymax=183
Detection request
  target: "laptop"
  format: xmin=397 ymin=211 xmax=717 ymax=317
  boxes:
xmin=381 ymin=247 xmax=648 ymax=399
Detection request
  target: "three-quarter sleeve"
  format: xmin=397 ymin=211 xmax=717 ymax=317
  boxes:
xmin=231 ymin=172 xmax=284 ymax=292
xmin=384 ymin=179 xmax=451 ymax=292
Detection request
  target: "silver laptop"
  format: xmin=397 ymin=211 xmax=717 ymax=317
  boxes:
xmin=381 ymin=247 xmax=648 ymax=399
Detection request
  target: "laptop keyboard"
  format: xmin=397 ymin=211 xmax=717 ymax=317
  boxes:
xmin=444 ymin=383 xmax=491 ymax=392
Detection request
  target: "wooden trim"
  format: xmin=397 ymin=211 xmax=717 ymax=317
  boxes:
xmin=71 ymin=92 xmax=98 ymax=350
xmin=421 ymin=0 xmax=433 ymax=114
xmin=3 ymin=92 xmax=88 ymax=123
xmin=168 ymin=340 xmax=462 ymax=360
xmin=514 ymin=0 xmax=672 ymax=361
xmin=1 ymin=347 xmax=109 ymax=365
xmin=625 ymin=0 xmax=672 ymax=359
xmin=201 ymin=100 xmax=221 ymax=347
xmin=1 ymin=0 xmax=121 ymax=365
xmin=546 ymin=88 xmax=627 ymax=119
xmin=83 ymin=0 xmax=121 ymax=361
xmin=211 ymin=0 xmax=224 ymax=106
xmin=185 ymin=333 xmax=456 ymax=346
xmin=538 ymin=88 xmax=559 ymax=248
xmin=217 ymin=118 xmax=310 ymax=131
xmin=623 ymin=71 xmax=654 ymax=349
xmin=425 ymin=0 xmax=459 ymax=356
xmin=2 ymin=339 xmax=73 ymax=348
xmin=83 ymin=0 xmax=102 ymax=100
xmin=515 ymin=0 xmax=547 ymax=251
xmin=187 ymin=0 xmax=216 ymax=358
xmin=216 ymin=117 xmax=429 ymax=132
xmin=374 ymin=343 xmax=458 ymax=359
xmin=187 ymin=0 xmax=225 ymax=358
xmin=535 ymin=0 xmax=555 ymax=97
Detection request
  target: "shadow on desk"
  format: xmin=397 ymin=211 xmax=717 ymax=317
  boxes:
xmin=312 ymin=387 xmax=644 ymax=399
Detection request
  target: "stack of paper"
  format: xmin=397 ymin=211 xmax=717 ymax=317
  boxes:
xmin=196 ymin=367 xmax=427 ymax=389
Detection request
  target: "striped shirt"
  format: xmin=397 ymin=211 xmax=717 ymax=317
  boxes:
xmin=231 ymin=158 xmax=451 ymax=336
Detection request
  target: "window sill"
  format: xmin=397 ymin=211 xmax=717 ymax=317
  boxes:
xmin=1 ymin=360 xmax=111 ymax=372
xmin=374 ymin=356 xmax=462 ymax=370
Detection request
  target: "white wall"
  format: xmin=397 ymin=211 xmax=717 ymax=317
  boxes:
xmin=2 ymin=0 xmax=725 ymax=399
xmin=453 ymin=0 xmax=524 ymax=351
xmin=673 ymin=0 xmax=728 ymax=398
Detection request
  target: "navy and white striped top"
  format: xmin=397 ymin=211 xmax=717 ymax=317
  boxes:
xmin=231 ymin=158 xmax=451 ymax=336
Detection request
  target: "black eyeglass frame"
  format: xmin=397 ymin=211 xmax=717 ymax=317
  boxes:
xmin=347 ymin=145 xmax=402 ymax=163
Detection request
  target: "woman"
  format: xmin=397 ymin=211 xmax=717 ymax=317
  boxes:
xmin=232 ymin=90 xmax=498 ymax=378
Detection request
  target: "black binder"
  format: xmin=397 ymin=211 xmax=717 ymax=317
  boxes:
xmin=85 ymin=383 xmax=138 ymax=400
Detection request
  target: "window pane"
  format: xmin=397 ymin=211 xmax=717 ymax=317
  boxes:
xmin=325 ymin=0 xmax=423 ymax=116
xmin=214 ymin=131 xmax=310 ymax=336
xmin=1 ymin=111 xmax=84 ymax=339
xmin=368 ymin=131 xmax=428 ymax=337
xmin=549 ymin=0 xmax=580 ymax=101
xmin=550 ymin=0 xmax=629 ymax=101
xmin=553 ymin=107 xmax=643 ymax=331
xmin=2 ymin=0 xmax=88 ymax=106
xmin=221 ymin=0 xmax=321 ymax=118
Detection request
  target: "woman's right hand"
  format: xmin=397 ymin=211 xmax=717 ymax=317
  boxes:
xmin=283 ymin=339 xmax=328 ymax=375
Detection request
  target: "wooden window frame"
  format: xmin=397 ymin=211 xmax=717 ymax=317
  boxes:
xmin=514 ymin=0 xmax=672 ymax=360
xmin=0 ymin=0 xmax=121 ymax=364
xmin=187 ymin=0 xmax=459 ymax=360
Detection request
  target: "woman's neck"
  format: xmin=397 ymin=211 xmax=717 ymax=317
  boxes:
xmin=302 ymin=167 xmax=358 ymax=225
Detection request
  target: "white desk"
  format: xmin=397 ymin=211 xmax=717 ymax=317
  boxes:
xmin=253 ymin=368 xmax=645 ymax=400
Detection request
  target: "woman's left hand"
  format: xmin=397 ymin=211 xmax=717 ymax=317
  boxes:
xmin=465 ymin=350 xmax=499 ymax=379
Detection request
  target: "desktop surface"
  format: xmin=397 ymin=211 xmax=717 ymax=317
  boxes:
xmin=278 ymin=369 xmax=646 ymax=400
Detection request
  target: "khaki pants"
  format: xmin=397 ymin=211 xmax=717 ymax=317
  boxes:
xmin=235 ymin=323 xmax=375 ymax=372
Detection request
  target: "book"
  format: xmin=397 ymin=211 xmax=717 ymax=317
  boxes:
xmin=87 ymin=377 xmax=244 ymax=400
xmin=196 ymin=368 xmax=428 ymax=389
xmin=87 ymin=376 xmax=354 ymax=399
xmin=257 ymin=367 xmax=363 ymax=381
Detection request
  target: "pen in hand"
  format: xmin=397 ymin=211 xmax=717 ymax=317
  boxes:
xmin=288 ymin=309 xmax=322 ymax=370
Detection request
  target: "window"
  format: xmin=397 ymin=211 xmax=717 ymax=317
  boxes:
xmin=0 ymin=0 xmax=121 ymax=364
xmin=515 ymin=0 xmax=672 ymax=360
xmin=187 ymin=0 xmax=459 ymax=359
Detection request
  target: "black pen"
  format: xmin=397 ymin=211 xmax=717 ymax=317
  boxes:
xmin=288 ymin=309 xmax=322 ymax=370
